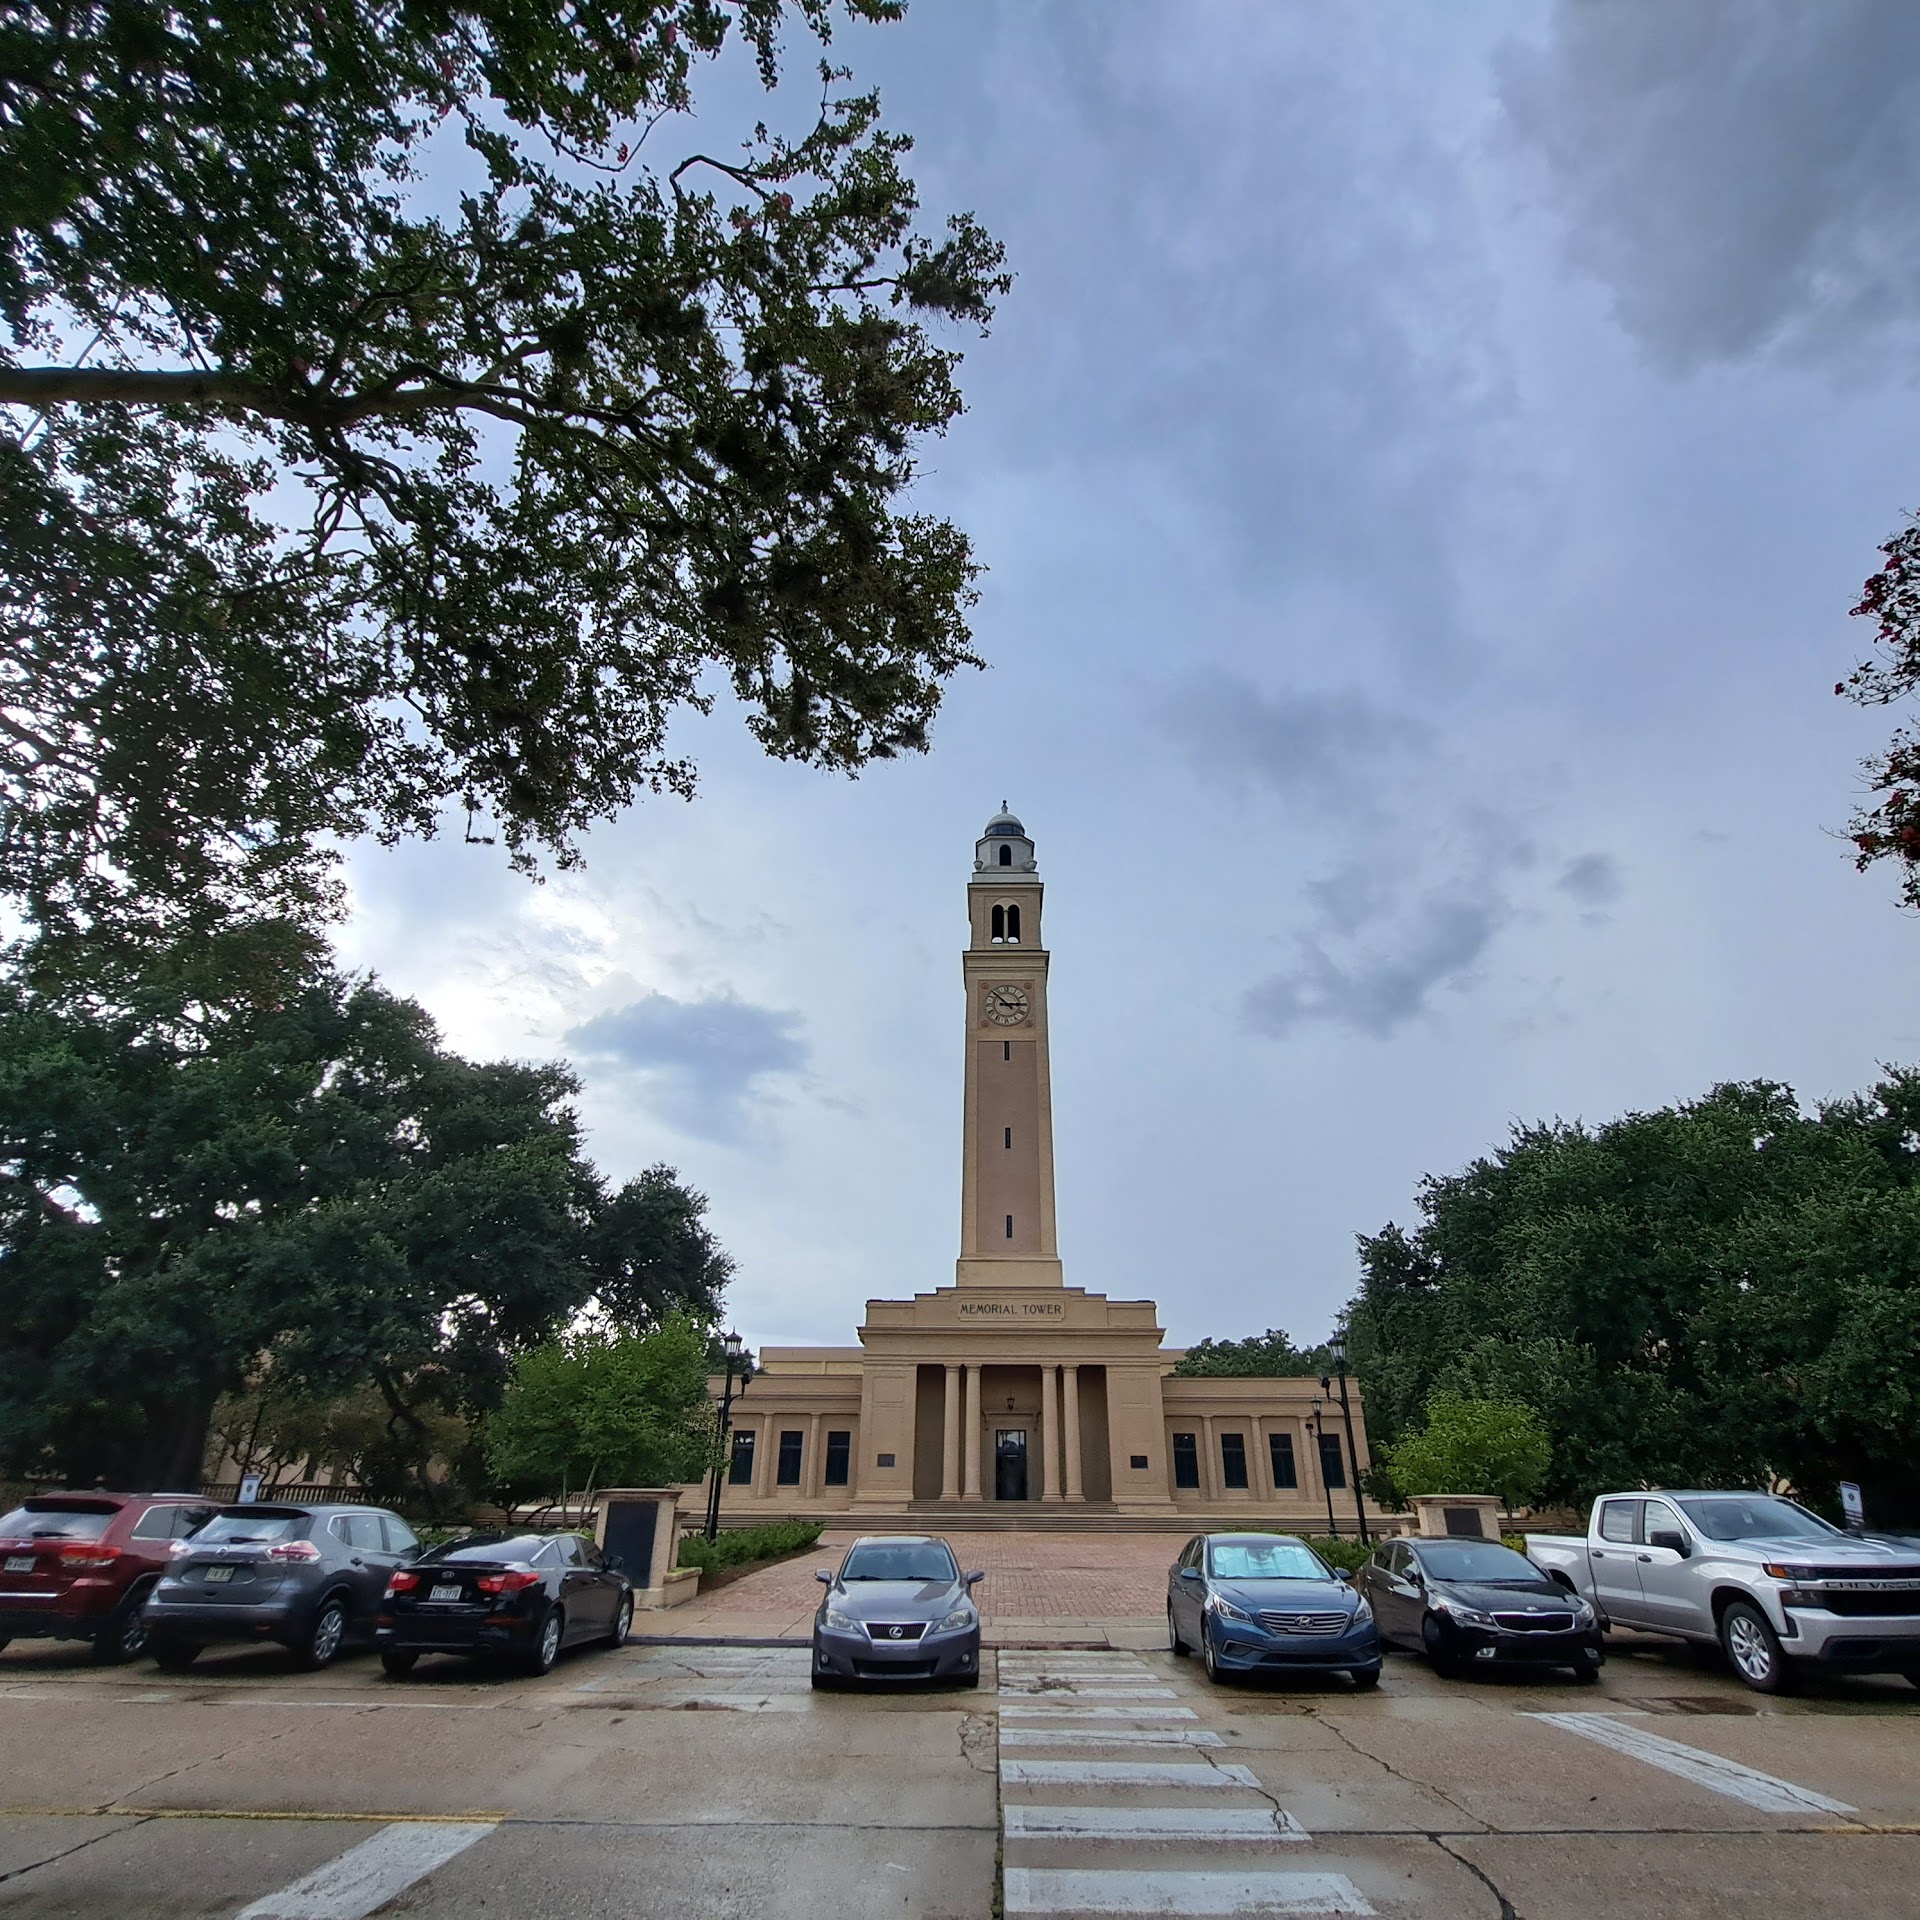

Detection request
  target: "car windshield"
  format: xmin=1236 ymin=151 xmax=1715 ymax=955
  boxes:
xmin=197 ymin=1512 xmax=308 ymax=1544
xmin=1674 ymin=1496 xmax=1839 ymax=1542
xmin=1207 ymin=1538 xmax=1327 ymax=1581
xmin=0 ymin=1504 xmax=114 ymax=1541
xmin=840 ymin=1543 xmax=956 ymax=1582
xmin=1415 ymin=1541 xmax=1538 ymax=1582
xmin=427 ymin=1534 xmax=548 ymax=1564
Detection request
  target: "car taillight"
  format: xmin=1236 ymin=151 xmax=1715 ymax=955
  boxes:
xmin=168 ymin=1540 xmax=194 ymax=1559
xmin=387 ymin=1570 xmax=421 ymax=1593
xmin=475 ymin=1570 xmax=542 ymax=1596
xmin=56 ymin=1542 xmax=119 ymax=1569
xmin=266 ymin=1540 xmax=323 ymax=1562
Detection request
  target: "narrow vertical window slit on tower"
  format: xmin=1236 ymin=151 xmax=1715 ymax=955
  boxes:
xmin=1004 ymin=1127 xmax=1012 ymax=1148
xmin=1003 ymin=1040 xmax=1011 ymax=1061
xmin=1005 ymin=1214 xmax=1013 ymax=1239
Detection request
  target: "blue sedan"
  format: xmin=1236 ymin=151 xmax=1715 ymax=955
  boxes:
xmin=1168 ymin=1532 xmax=1381 ymax=1688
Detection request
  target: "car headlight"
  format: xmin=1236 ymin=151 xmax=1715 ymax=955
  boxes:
xmin=935 ymin=1606 xmax=976 ymax=1633
xmin=1349 ymin=1597 xmax=1373 ymax=1624
xmin=1204 ymin=1591 xmax=1255 ymax=1624
xmin=1433 ymin=1597 xmax=1495 ymax=1629
xmin=823 ymin=1608 xmax=859 ymax=1633
xmin=1571 ymin=1598 xmax=1596 ymax=1626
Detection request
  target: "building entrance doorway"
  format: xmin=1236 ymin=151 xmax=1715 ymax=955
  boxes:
xmin=994 ymin=1428 xmax=1029 ymax=1501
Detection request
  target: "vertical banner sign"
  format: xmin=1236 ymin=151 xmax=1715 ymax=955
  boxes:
xmin=237 ymin=1474 xmax=262 ymax=1504
xmin=1839 ymin=1482 xmax=1865 ymax=1534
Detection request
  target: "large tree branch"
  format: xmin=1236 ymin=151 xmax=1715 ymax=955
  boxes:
xmin=0 ymin=364 xmax=506 ymax=430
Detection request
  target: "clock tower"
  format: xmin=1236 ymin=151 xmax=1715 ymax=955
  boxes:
xmin=958 ymin=807 xmax=1063 ymax=1287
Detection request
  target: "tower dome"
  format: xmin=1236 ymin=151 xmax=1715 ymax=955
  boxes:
xmin=973 ymin=805 xmax=1037 ymax=877
xmin=983 ymin=806 xmax=1026 ymax=838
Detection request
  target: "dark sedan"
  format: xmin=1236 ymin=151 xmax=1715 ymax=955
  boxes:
xmin=811 ymin=1535 xmax=983 ymax=1690
xmin=375 ymin=1530 xmax=632 ymax=1677
xmin=1354 ymin=1535 xmax=1603 ymax=1681
xmin=1168 ymin=1532 xmax=1381 ymax=1687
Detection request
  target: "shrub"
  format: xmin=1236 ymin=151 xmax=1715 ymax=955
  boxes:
xmin=677 ymin=1519 xmax=824 ymax=1574
xmin=1306 ymin=1534 xmax=1373 ymax=1574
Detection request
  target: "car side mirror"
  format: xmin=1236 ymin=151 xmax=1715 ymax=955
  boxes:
xmin=1179 ymin=1567 xmax=1202 ymax=1581
xmin=964 ymin=1570 xmax=985 ymax=1586
xmin=1336 ymin=1568 xmax=1354 ymax=1583
xmin=604 ymin=1554 xmax=623 ymax=1574
xmin=816 ymin=1569 xmax=834 ymax=1585
xmin=1407 ymin=1568 xmax=1424 ymax=1587
xmin=1648 ymin=1530 xmax=1688 ymax=1557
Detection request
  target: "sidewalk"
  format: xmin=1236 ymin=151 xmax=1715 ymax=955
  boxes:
xmin=650 ymin=1528 xmax=1179 ymax=1647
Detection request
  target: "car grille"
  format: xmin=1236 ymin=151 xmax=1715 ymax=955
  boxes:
xmin=1814 ymin=1592 xmax=1920 ymax=1617
xmin=853 ymin=1658 xmax=936 ymax=1679
xmin=864 ymin=1621 xmax=928 ymax=1642
xmin=1493 ymin=1612 xmax=1577 ymax=1634
xmin=1255 ymin=1610 xmax=1348 ymax=1635
xmin=1804 ymin=1566 xmax=1920 ymax=1584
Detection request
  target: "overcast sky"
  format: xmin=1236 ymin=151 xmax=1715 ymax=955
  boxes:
xmin=337 ymin=0 xmax=1920 ymax=1355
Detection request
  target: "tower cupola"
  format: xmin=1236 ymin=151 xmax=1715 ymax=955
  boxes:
xmin=974 ymin=804 xmax=1038 ymax=875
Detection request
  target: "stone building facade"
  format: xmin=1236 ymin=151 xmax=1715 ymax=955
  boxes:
xmin=692 ymin=811 xmax=1382 ymax=1532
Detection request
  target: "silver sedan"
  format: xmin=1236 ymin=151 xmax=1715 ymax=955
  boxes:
xmin=811 ymin=1534 xmax=984 ymax=1690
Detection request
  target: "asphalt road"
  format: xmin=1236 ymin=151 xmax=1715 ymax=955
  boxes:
xmin=0 ymin=1629 xmax=1913 ymax=1917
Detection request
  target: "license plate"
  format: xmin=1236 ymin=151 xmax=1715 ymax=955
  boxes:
xmin=429 ymin=1584 xmax=464 ymax=1603
xmin=204 ymin=1565 xmax=235 ymax=1583
xmin=3 ymin=1555 xmax=31 ymax=1573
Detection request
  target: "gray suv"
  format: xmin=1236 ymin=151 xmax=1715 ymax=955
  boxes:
xmin=143 ymin=1502 xmax=419 ymax=1670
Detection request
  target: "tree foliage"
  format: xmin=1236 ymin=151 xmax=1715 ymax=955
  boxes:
xmin=1346 ymin=1073 xmax=1920 ymax=1524
xmin=1840 ymin=519 xmax=1920 ymax=905
xmin=0 ymin=924 xmax=732 ymax=1490
xmin=0 ymin=0 xmax=1009 ymax=941
xmin=1171 ymin=1328 xmax=1337 ymax=1378
xmin=1378 ymin=1393 xmax=1551 ymax=1512
xmin=483 ymin=1314 xmax=714 ymax=1502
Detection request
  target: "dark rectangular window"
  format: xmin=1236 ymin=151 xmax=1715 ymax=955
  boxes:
xmin=1004 ymin=1126 xmax=1012 ymax=1148
xmin=1219 ymin=1432 xmax=1249 ymax=1490
xmin=1268 ymin=1432 xmax=1297 ymax=1490
xmin=1172 ymin=1432 xmax=1200 ymax=1490
xmin=876 ymin=1452 xmax=896 ymax=1469
xmin=1003 ymin=1040 xmax=1011 ymax=1061
xmin=776 ymin=1430 xmax=803 ymax=1486
xmin=824 ymin=1430 xmax=851 ymax=1487
xmin=1129 ymin=1454 xmax=1149 ymax=1470
xmin=1005 ymin=1214 xmax=1013 ymax=1238
xmin=1318 ymin=1431 xmax=1346 ymax=1490
xmin=728 ymin=1430 xmax=756 ymax=1486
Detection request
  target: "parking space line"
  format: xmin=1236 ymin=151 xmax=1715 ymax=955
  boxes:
xmin=1000 ymin=1760 xmax=1262 ymax=1789
xmin=1528 ymin=1713 xmax=1857 ymax=1815
xmin=1003 ymin=1868 xmax=1373 ymax=1915
xmin=1004 ymin=1806 xmax=1310 ymax=1843
xmin=234 ymin=1819 xmax=497 ymax=1919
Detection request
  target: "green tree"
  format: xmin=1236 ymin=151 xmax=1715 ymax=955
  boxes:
xmin=1379 ymin=1393 xmax=1551 ymax=1514
xmin=1171 ymin=1328 xmax=1337 ymax=1377
xmin=1840 ymin=519 xmax=1920 ymax=905
xmin=1346 ymin=1073 xmax=1920 ymax=1524
xmin=0 ymin=1 xmax=1009 ymax=942
xmin=484 ymin=1314 xmax=714 ymax=1502
xmin=0 ymin=923 xmax=732 ymax=1489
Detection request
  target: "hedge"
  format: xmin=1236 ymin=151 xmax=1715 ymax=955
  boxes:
xmin=676 ymin=1519 xmax=824 ymax=1574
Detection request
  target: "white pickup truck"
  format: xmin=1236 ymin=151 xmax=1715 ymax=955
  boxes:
xmin=1526 ymin=1490 xmax=1920 ymax=1693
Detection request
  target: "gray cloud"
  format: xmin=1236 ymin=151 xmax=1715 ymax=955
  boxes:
xmin=1245 ymin=888 xmax=1509 ymax=1039
xmin=1163 ymin=672 xmax=1430 ymax=815
xmin=1555 ymin=852 xmax=1623 ymax=906
xmin=1500 ymin=1 xmax=1920 ymax=371
xmin=566 ymin=992 xmax=807 ymax=1143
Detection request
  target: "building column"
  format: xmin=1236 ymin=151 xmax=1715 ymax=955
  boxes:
xmin=962 ymin=1365 xmax=983 ymax=1501
xmin=1062 ymin=1365 xmax=1084 ymax=1502
xmin=1039 ymin=1363 xmax=1062 ymax=1503
xmin=941 ymin=1365 xmax=962 ymax=1501
xmin=1201 ymin=1414 xmax=1218 ymax=1501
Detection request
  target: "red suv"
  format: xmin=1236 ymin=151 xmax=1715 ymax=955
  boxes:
xmin=0 ymin=1494 xmax=216 ymax=1663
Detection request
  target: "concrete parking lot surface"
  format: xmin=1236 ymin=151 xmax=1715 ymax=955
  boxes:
xmin=0 ymin=1567 xmax=1915 ymax=1917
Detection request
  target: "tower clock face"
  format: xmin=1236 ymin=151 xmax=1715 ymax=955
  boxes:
xmin=983 ymin=984 xmax=1031 ymax=1026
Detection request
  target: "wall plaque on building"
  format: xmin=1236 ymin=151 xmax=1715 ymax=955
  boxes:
xmin=957 ymin=1299 xmax=1065 ymax=1318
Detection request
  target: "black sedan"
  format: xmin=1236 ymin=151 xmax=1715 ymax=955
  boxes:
xmin=374 ymin=1530 xmax=632 ymax=1677
xmin=811 ymin=1535 xmax=984 ymax=1689
xmin=1353 ymin=1536 xmax=1603 ymax=1681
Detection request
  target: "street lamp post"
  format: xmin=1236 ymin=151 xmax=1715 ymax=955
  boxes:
xmin=703 ymin=1331 xmax=748 ymax=1543
xmin=1328 ymin=1329 xmax=1370 ymax=1546
xmin=1310 ymin=1396 xmax=1339 ymax=1537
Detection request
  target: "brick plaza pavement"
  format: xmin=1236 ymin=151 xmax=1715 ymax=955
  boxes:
xmin=654 ymin=1530 xmax=1185 ymax=1646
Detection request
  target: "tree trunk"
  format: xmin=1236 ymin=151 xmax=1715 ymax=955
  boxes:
xmin=143 ymin=1392 xmax=217 ymax=1493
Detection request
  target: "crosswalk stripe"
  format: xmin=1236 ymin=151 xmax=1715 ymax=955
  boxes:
xmin=1003 ymin=1868 xmax=1374 ymax=1915
xmin=1001 ymin=1726 xmax=1223 ymax=1748
xmin=1000 ymin=1759 xmax=1262 ymax=1789
xmin=1000 ymin=1689 xmax=1180 ymax=1702
xmin=1528 ymin=1713 xmax=1856 ymax=1815
xmin=236 ymin=1821 xmax=496 ymax=1919
xmin=1000 ymin=1705 xmax=1198 ymax=1721
xmin=1004 ymin=1806 xmax=1310 ymax=1843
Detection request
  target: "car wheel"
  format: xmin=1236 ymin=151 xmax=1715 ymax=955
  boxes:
xmin=605 ymin=1596 xmax=633 ymax=1649
xmin=293 ymin=1596 xmax=349 ymax=1672
xmin=1567 ymin=1661 xmax=1602 ymax=1685
xmin=1903 ymin=1669 xmax=1920 ymax=1691
xmin=1168 ymin=1605 xmax=1188 ymax=1657
xmin=1349 ymin=1665 xmax=1382 ymax=1690
xmin=149 ymin=1635 xmax=200 ymax=1672
xmin=380 ymin=1650 xmax=419 ymax=1679
xmin=1201 ymin=1624 xmax=1225 ymax=1685
xmin=1421 ymin=1615 xmax=1461 ymax=1680
xmin=91 ymin=1587 xmax=153 ymax=1664
xmin=953 ymin=1671 xmax=980 ymax=1690
xmin=1720 ymin=1600 xmax=1795 ymax=1694
xmin=524 ymin=1608 xmax=564 ymax=1676
xmin=810 ymin=1669 xmax=840 ymax=1691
